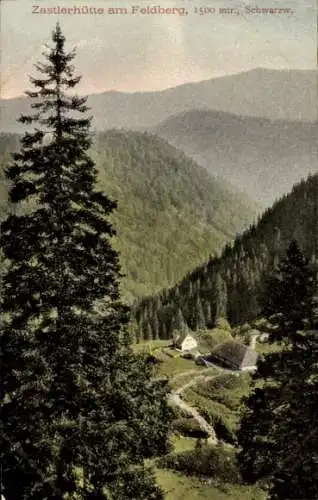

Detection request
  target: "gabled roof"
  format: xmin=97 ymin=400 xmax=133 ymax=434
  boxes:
xmin=173 ymin=331 xmax=196 ymax=347
xmin=173 ymin=329 xmax=188 ymax=341
xmin=212 ymin=340 xmax=258 ymax=369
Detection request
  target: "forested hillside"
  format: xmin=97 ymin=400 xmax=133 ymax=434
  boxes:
xmin=153 ymin=109 xmax=317 ymax=204
xmin=0 ymin=131 xmax=257 ymax=301
xmin=133 ymin=174 xmax=318 ymax=339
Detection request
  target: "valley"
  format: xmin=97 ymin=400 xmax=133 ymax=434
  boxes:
xmin=0 ymin=130 xmax=259 ymax=301
xmin=134 ymin=322 xmax=277 ymax=499
xmin=152 ymin=109 xmax=317 ymax=204
xmin=1 ymin=63 xmax=317 ymax=500
xmin=133 ymin=173 xmax=318 ymax=339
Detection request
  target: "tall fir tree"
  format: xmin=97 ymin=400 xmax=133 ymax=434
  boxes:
xmin=214 ymin=271 xmax=227 ymax=321
xmin=237 ymin=240 xmax=318 ymax=499
xmin=152 ymin=313 xmax=160 ymax=340
xmin=171 ymin=308 xmax=188 ymax=334
xmin=194 ymin=296 xmax=206 ymax=331
xmin=261 ymin=239 xmax=317 ymax=341
xmin=1 ymin=24 xmax=171 ymax=500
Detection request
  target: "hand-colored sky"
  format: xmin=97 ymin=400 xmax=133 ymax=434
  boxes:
xmin=0 ymin=0 xmax=316 ymax=98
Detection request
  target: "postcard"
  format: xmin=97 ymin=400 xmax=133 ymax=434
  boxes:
xmin=0 ymin=0 xmax=317 ymax=499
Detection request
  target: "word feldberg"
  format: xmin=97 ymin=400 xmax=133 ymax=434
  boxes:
xmin=131 ymin=5 xmax=188 ymax=15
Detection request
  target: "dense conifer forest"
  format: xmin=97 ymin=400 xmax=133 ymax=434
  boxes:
xmin=132 ymin=174 xmax=318 ymax=340
xmin=0 ymin=130 xmax=258 ymax=301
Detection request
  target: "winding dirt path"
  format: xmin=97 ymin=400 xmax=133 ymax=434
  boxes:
xmin=170 ymin=369 xmax=208 ymax=381
xmin=168 ymin=372 xmax=221 ymax=444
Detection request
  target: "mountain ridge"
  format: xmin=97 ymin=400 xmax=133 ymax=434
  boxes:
xmin=3 ymin=68 xmax=316 ymax=100
xmin=1 ymin=68 xmax=316 ymax=134
xmin=152 ymin=108 xmax=317 ymax=205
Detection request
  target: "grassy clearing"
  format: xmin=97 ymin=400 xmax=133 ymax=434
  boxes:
xmin=132 ymin=339 xmax=171 ymax=354
xmin=182 ymin=372 xmax=252 ymax=443
xmin=170 ymin=373 xmax=201 ymax=391
xmin=171 ymin=435 xmax=197 ymax=453
xmin=155 ymin=434 xmax=268 ymax=499
xmin=200 ymin=372 xmax=251 ymax=409
xmin=133 ymin=339 xmax=219 ymax=382
xmin=255 ymin=341 xmax=282 ymax=355
xmin=155 ymin=469 xmax=267 ymax=500
xmin=136 ymin=340 xmax=269 ymax=499
xmin=158 ymin=356 xmax=203 ymax=378
xmin=184 ymin=388 xmax=225 ymax=414
xmin=169 ymin=367 xmax=219 ymax=391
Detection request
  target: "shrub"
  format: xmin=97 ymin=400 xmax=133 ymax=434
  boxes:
xmin=171 ymin=406 xmax=189 ymax=419
xmin=158 ymin=442 xmax=241 ymax=483
xmin=214 ymin=317 xmax=232 ymax=331
xmin=196 ymin=373 xmax=242 ymax=396
xmin=173 ymin=417 xmax=208 ymax=439
xmin=181 ymin=352 xmax=194 ymax=359
xmin=239 ymin=323 xmax=252 ymax=333
xmin=201 ymin=407 xmax=237 ymax=445
xmin=145 ymin=354 xmax=162 ymax=365
xmin=212 ymin=416 xmax=237 ymax=445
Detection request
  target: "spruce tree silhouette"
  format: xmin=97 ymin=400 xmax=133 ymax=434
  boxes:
xmin=238 ymin=240 xmax=318 ymax=499
xmin=1 ymin=24 xmax=171 ymax=500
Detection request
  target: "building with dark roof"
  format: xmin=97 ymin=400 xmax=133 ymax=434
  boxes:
xmin=198 ymin=340 xmax=258 ymax=371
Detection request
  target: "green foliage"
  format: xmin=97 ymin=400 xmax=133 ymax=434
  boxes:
xmin=134 ymin=173 xmax=318 ymax=338
xmin=214 ymin=273 xmax=228 ymax=320
xmin=172 ymin=417 xmax=209 ymax=439
xmin=214 ymin=317 xmax=231 ymax=331
xmin=197 ymin=327 xmax=232 ymax=353
xmin=260 ymin=239 xmax=317 ymax=342
xmin=183 ymin=373 xmax=252 ymax=445
xmin=238 ymin=240 xmax=318 ymax=500
xmin=158 ymin=442 xmax=241 ymax=484
xmin=158 ymin=356 xmax=202 ymax=378
xmin=90 ymin=130 xmax=257 ymax=301
xmin=0 ymin=129 xmax=258 ymax=302
xmin=194 ymin=296 xmax=206 ymax=331
xmin=171 ymin=308 xmax=189 ymax=338
xmin=1 ymin=24 xmax=171 ymax=500
xmin=197 ymin=333 xmax=220 ymax=353
xmin=155 ymin=468 xmax=267 ymax=500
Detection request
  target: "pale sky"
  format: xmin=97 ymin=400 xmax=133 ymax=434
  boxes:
xmin=0 ymin=0 xmax=316 ymax=98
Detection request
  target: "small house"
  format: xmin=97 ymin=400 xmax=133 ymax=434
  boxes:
xmin=173 ymin=332 xmax=198 ymax=352
xmin=199 ymin=340 xmax=258 ymax=371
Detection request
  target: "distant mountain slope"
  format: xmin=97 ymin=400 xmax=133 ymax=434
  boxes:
xmin=153 ymin=109 xmax=317 ymax=205
xmin=1 ymin=69 xmax=316 ymax=133
xmin=133 ymin=174 xmax=318 ymax=339
xmin=0 ymin=131 xmax=258 ymax=301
